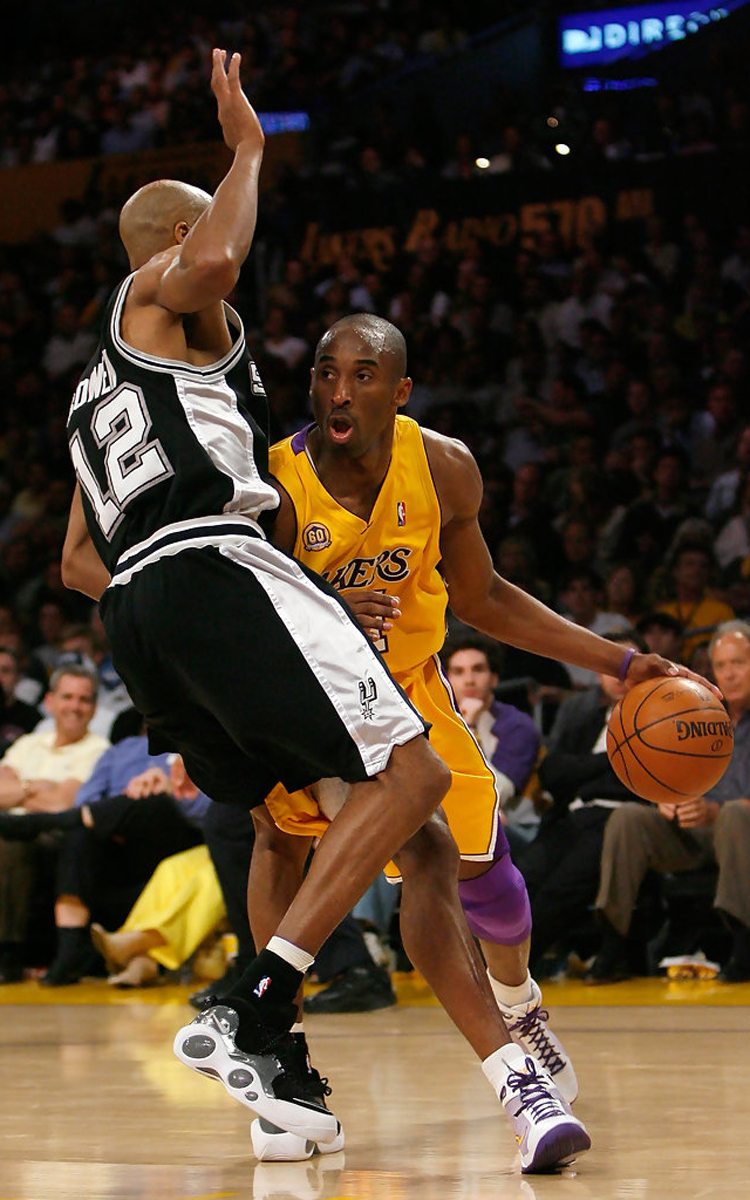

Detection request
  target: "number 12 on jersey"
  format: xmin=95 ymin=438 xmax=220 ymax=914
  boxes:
xmin=70 ymin=384 xmax=173 ymax=538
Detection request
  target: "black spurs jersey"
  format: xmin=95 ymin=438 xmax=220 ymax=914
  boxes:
xmin=66 ymin=275 xmax=279 ymax=574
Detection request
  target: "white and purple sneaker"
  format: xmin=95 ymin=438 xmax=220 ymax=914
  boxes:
xmin=497 ymin=978 xmax=579 ymax=1105
xmin=499 ymin=1049 xmax=591 ymax=1173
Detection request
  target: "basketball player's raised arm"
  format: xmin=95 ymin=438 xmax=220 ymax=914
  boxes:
xmin=62 ymin=483 xmax=110 ymax=601
xmin=427 ymin=433 xmax=721 ymax=696
xmin=138 ymin=50 xmax=265 ymax=315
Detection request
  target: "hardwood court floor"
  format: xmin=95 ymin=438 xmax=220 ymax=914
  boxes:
xmin=2 ymin=976 xmax=750 ymax=1200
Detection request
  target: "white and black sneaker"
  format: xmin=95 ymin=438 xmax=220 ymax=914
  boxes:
xmin=250 ymin=1033 xmax=345 ymax=1162
xmin=173 ymin=1005 xmax=339 ymax=1144
xmin=497 ymin=978 xmax=579 ymax=1105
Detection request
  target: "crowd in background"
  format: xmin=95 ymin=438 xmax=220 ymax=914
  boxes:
xmin=2 ymin=1 xmax=750 ymax=988
xmin=3 ymin=1 xmax=750 ymax=179
xmin=2 ymin=194 xmax=750 ymax=686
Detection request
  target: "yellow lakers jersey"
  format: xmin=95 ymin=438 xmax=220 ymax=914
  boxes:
xmin=270 ymin=415 xmax=447 ymax=677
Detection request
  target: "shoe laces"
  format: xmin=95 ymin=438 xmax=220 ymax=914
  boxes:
xmin=501 ymin=1056 xmax=565 ymax=1122
xmin=270 ymin=1034 xmax=332 ymax=1105
xmin=505 ymin=1005 xmax=564 ymax=1076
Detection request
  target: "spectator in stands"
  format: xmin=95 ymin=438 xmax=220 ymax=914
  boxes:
xmin=705 ymin=423 xmax=750 ymax=522
xmin=443 ymin=637 xmax=541 ymax=850
xmin=715 ymin=471 xmax=750 ymax=570
xmin=557 ymin=568 xmax=631 ymax=689
xmin=0 ymin=727 xmax=208 ymax=985
xmin=41 ymin=304 xmax=95 ymax=381
xmin=91 ymin=844 xmax=224 ymax=987
xmin=691 ymin=382 xmax=740 ymax=486
xmin=37 ymin=623 xmax=132 ymax=739
xmin=0 ymin=665 xmax=107 ymax=983
xmin=636 ymin=612 xmax=685 ymax=662
xmin=614 ymin=448 xmax=696 ymax=576
xmin=0 ymin=646 xmax=40 ymax=755
xmin=603 ymin=563 xmax=641 ymax=629
xmin=592 ymin=621 xmax=750 ymax=983
xmin=516 ymin=633 xmax=648 ymax=977
xmin=0 ymin=479 xmax=25 ymax=547
xmin=656 ymin=542 xmax=734 ymax=659
xmin=261 ymin=304 xmax=309 ymax=371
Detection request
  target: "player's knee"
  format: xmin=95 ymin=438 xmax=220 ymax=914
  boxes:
xmin=458 ymin=856 xmax=531 ymax=945
xmin=387 ymin=739 xmax=450 ymax=823
xmin=415 ymin=746 xmax=451 ymax=819
xmin=394 ymin=812 xmax=459 ymax=880
xmin=253 ymin=807 xmax=310 ymax=864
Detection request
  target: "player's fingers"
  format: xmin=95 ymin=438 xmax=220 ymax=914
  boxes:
xmin=677 ymin=665 xmax=723 ymax=701
xmin=227 ymin=51 xmax=242 ymax=85
xmin=211 ymin=48 xmax=228 ymax=91
xmin=357 ymin=601 xmax=401 ymax=622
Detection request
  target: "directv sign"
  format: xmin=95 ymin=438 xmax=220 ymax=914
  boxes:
xmin=559 ymin=3 xmax=745 ymax=68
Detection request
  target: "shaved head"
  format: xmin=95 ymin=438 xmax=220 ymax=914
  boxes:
xmin=119 ymin=179 xmax=212 ymax=268
xmin=316 ymin=315 xmax=407 ymax=381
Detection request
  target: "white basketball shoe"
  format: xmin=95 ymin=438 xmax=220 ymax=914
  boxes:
xmin=496 ymin=977 xmax=579 ymax=1104
xmin=498 ymin=1046 xmax=590 ymax=1173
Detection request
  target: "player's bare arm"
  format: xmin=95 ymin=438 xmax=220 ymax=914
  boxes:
xmin=424 ymin=430 xmax=721 ymax=695
xmin=268 ymin=478 xmax=298 ymax=553
xmin=61 ymin=483 xmax=110 ymax=600
xmin=129 ymin=49 xmax=265 ymax=321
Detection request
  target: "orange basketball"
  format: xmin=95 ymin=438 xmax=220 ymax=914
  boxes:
xmin=607 ymin=677 xmax=733 ymax=805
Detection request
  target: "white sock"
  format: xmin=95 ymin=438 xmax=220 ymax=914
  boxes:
xmin=266 ymin=935 xmax=315 ymax=974
xmin=290 ymin=1021 xmax=305 ymax=1035
xmin=487 ymin=969 xmax=535 ymax=1009
xmin=482 ymin=1043 xmax=529 ymax=1094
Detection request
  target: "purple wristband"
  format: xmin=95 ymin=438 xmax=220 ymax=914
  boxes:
xmin=618 ymin=648 xmax=636 ymax=682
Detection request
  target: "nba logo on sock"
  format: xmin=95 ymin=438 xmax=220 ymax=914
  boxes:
xmin=397 ymin=500 xmax=406 ymax=527
xmin=253 ymin=976 xmax=271 ymax=999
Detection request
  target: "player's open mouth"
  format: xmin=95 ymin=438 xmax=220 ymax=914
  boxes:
xmin=328 ymin=415 xmax=354 ymax=443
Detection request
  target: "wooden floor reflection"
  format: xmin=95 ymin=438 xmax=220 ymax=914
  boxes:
xmin=2 ymin=984 xmax=750 ymax=1200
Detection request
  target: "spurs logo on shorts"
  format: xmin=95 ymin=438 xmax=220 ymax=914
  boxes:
xmin=359 ymin=677 xmax=378 ymax=720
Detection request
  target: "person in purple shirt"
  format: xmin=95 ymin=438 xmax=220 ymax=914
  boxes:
xmin=0 ymin=726 xmax=208 ymax=984
xmin=443 ymin=637 xmax=542 ymax=851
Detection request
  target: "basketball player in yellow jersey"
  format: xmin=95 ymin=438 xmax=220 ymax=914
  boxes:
xmin=242 ymin=314 xmax=716 ymax=1166
xmin=260 ymin=314 xmax=581 ymax=1106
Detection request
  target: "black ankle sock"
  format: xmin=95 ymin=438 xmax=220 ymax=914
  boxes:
xmin=223 ymin=948 xmax=303 ymax=1050
xmin=0 ymin=808 xmax=83 ymax=841
xmin=55 ymin=926 xmax=91 ymax=965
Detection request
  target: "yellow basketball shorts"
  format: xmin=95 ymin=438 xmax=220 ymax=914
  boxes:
xmin=264 ymin=655 xmax=502 ymax=878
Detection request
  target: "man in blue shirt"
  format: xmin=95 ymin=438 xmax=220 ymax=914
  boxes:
xmin=592 ymin=620 xmax=750 ymax=983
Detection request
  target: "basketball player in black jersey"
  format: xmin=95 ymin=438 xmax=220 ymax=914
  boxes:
xmin=62 ymin=50 xmax=592 ymax=1170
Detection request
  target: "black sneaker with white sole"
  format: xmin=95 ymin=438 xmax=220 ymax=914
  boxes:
xmin=173 ymin=1005 xmax=339 ymax=1144
xmin=251 ymin=1032 xmax=345 ymax=1161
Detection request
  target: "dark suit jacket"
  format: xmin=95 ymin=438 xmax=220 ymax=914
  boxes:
xmin=540 ymin=686 xmax=637 ymax=811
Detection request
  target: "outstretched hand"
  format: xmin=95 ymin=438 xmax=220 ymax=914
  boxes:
xmin=211 ymin=48 xmax=264 ymax=154
xmin=625 ymin=652 xmax=723 ymax=702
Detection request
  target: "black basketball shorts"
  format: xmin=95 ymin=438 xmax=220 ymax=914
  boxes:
xmin=101 ymin=527 xmax=427 ymax=808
